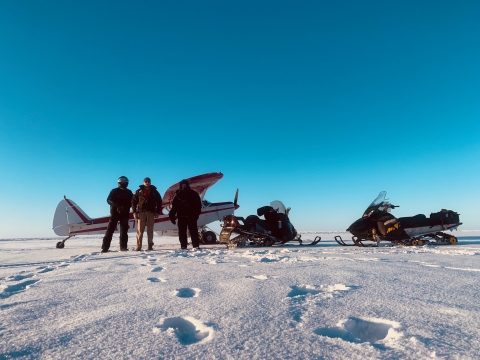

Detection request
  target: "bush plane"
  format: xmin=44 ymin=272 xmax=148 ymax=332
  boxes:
xmin=52 ymin=172 xmax=238 ymax=248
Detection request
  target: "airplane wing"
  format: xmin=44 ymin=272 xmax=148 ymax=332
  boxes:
xmin=162 ymin=172 xmax=224 ymax=208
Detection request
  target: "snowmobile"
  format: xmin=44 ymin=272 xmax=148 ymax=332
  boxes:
xmin=335 ymin=191 xmax=461 ymax=247
xmin=219 ymin=200 xmax=321 ymax=248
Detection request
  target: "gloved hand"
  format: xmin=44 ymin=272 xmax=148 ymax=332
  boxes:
xmin=169 ymin=212 xmax=175 ymax=224
xmin=133 ymin=212 xmax=139 ymax=219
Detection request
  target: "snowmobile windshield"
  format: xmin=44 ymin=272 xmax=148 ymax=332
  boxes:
xmin=270 ymin=200 xmax=287 ymax=214
xmin=363 ymin=191 xmax=387 ymax=217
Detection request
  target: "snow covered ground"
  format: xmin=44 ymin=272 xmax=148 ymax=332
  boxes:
xmin=1 ymin=232 xmax=480 ymax=359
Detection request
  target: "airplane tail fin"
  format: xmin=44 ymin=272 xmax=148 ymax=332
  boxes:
xmin=52 ymin=196 xmax=92 ymax=236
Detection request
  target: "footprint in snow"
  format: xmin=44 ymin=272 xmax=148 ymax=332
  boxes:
xmin=175 ymin=288 xmax=200 ymax=298
xmin=288 ymin=284 xmax=358 ymax=323
xmin=288 ymin=284 xmax=354 ymax=298
xmin=0 ymin=279 xmax=41 ymax=299
xmin=153 ymin=316 xmax=213 ymax=345
xmin=288 ymin=285 xmax=320 ymax=297
xmin=246 ymin=275 xmax=269 ymax=280
xmin=249 ymin=254 xmax=290 ymax=263
xmin=71 ymin=254 xmax=87 ymax=262
xmin=37 ymin=267 xmax=55 ymax=274
xmin=6 ymin=273 xmax=35 ymax=282
xmin=143 ymin=257 xmax=158 ymax=266
xmin=314 ymin=317 xmax=403 ymax=349
xmin=147 ymin=277 xmax=167 ymax=283
xmin=151 ymin=267 xmax=164 ymax=273
xmin=0 ymin=301 xmax=31 ymax=310
xmin=170 ymin=251 xmax=190 ymax=258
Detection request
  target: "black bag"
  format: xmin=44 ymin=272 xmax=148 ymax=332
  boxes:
xmin=430 ymin=209 xmax=460 ymax=226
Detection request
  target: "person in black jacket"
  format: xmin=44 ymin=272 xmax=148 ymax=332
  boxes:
xmin=169 ymin=179 xmax=202 ymax=249
xmin=101 ymin=176 xmax=133 ymax=253
xmin=131 ymin=177 xmax=163 ymax=251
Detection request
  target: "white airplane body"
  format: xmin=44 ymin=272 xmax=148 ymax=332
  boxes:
xmin=52 ymin=172 xmax=238 ymax=246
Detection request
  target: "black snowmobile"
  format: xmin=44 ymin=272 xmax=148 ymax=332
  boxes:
xmin=335 ymin=191 xmax=462 ymax=247
xmin=219 ymin=200 xmax=321 ymax=247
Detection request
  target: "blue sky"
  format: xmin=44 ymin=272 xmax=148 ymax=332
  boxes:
xmin=1 ymin=0 xmax=479 ymax=238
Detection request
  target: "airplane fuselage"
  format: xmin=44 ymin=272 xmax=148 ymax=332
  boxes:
xmin=63 ymin=201 xmax=236 ymax=237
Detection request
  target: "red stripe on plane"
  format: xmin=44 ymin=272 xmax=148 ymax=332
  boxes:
xmin=154 ymin=206 xmax=235 ymax=223
xmin=71 ymin=226 xmax=108 ymax=234
xmin=64 ymin=198 xmax=90 ymax=223
xmin=201 ymin=206 xmax=234 ymax=215
xmin=209 ymin=202 xmax=239 ymax=209
xmin=71 ymin=205 xmax=236 ymax=233
xmin=91 ymin=216 xmax=111 ymax=224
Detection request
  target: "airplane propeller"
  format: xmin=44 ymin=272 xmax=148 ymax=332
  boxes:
xmin=234 ymin=188 xmax=239 ymax=209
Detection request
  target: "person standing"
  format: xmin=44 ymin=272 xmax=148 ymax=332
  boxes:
xmin=169 ymin=179 xmax=202 ymax=250
xmin=131 ymin=177 xmax=163 ymax=251
xmin=101 ymin=176 xmax=133 ymax=253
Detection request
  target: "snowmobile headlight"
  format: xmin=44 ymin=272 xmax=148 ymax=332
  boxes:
xmin=223 ymin=215 xmax=236 ymax=227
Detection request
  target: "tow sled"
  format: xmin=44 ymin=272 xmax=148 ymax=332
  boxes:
xmin=219 ymin=200 xmax=322 ymax=248
xmin=338 ymin=191 xmax=461 ymax=247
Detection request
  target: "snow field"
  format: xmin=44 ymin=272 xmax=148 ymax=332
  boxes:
xmin=1 ymin=235 xmax=480 ymax=359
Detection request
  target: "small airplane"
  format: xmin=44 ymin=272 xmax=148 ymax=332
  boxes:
xmin=52 ymin=172 xmax=239 ymax=248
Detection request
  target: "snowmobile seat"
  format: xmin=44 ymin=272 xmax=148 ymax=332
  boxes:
xmin=257 ymin=206 xmax=274 ymax=217
xmin=398 ymin=214 xmax=430 ymax=229
xmin=244 ymin=215 xmax=270 ymax=232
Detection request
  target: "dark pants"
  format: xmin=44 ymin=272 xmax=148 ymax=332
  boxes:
xmin=178 ymin=217 xmax=200 ymax=248
xmin=102 ymin=212 xmax=129 ymax=251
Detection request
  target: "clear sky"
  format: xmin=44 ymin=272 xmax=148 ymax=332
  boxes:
xmin=1 ymin=0 xmax=479 ymax=238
